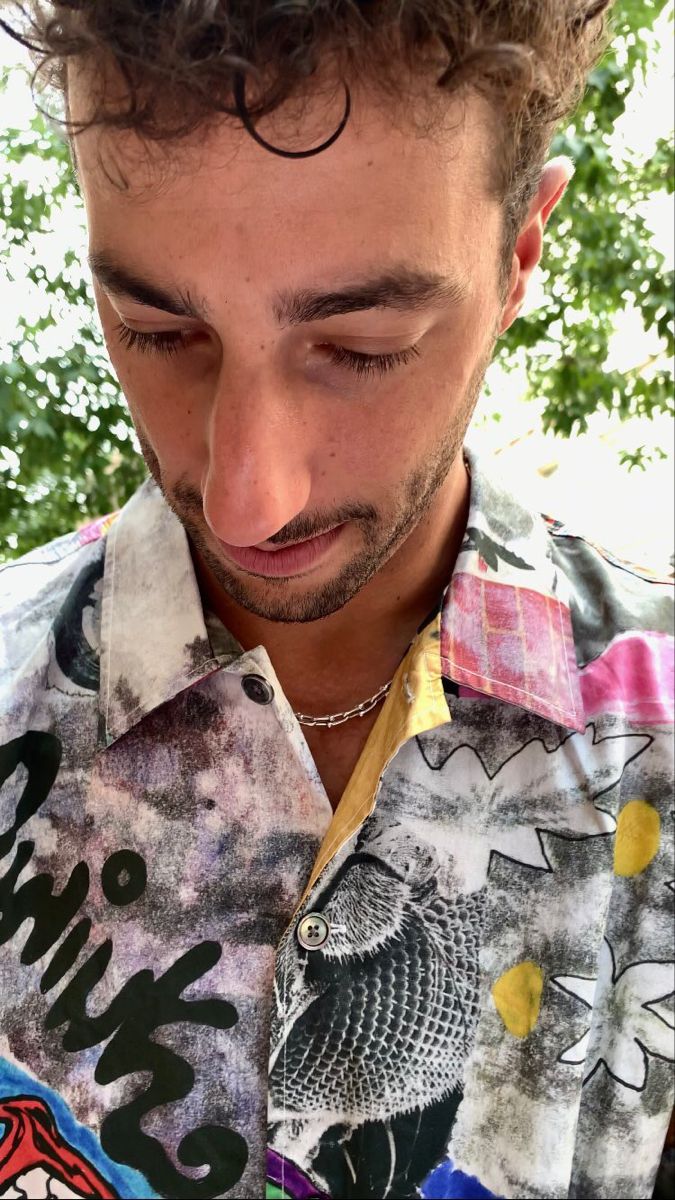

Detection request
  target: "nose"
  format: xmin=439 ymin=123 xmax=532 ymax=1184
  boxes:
xmin=201 ymin=371 xmax=312 ymax=548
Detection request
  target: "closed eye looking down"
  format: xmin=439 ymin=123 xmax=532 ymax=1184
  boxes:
xmin=113 ymin=320 xmax=422 ymax=378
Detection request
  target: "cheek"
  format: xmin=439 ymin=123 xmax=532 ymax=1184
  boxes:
xmin=314 ymin=381 xmax=437 ymax=490
xmin=115 ymin=363 xmax=208 ymax=485
xmin=98 ymin=301 xmax=206 ymax=457
xmin=324 ymin=327 xmax=481 ymax=489
xmin=104 ymin=339 xmax=208 ymax=459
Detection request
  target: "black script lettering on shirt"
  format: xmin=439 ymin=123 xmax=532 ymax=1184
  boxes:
xmin=0 ymin=731 xmax=248 ymax=1197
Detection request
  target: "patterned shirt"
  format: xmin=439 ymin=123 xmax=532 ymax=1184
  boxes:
xmin=0 ymin=449 xmax=672 ymax=1200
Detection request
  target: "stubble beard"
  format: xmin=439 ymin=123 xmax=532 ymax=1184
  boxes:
xmin=134 ymin=348 xmax=492 ymax=624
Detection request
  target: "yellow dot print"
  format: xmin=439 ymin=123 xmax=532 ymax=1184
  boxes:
xmin=614 ymin=799 xmax=661 ymax=876
xmin=491 ymin=960 xmax=544 ymax=1038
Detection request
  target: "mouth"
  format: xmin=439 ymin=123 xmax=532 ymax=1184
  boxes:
xmin=217 ymin=524 xmax=346 ymax=579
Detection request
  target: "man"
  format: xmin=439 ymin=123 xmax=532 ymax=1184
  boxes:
xmin=0 ymin=3 xmax=673 ymax=1198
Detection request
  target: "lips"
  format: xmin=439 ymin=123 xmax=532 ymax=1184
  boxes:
xmin=217 ymin=524 xmax=345 ymax=578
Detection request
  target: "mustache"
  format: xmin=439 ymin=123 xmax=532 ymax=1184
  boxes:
xmin=171 ymin=477 xmax=378 ymax=546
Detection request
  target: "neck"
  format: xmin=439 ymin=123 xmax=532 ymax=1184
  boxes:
xmin=194 ymin=453 xmax=470 ymax=716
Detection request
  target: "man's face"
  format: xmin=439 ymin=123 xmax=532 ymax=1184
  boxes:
xmin=72 ymin=77 xmax=505 ymax=622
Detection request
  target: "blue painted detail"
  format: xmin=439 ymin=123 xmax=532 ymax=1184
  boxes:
xmin=419 ymin=1154 xmax=498 ymax=1199
xmin=0 ymin=1057 xmax=159 ymax=1199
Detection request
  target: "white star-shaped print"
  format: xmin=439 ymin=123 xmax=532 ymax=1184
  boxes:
xmin=407 ymin=725 xmax=651 ymax=893
xmin=551 ymin=938 xmax=675 ymax=1091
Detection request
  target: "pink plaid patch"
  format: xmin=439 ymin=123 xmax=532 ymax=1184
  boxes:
xmin=441 ymin=572 xmax=584 ymax=729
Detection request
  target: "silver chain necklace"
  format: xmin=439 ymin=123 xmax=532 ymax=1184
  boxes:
xmin=293 ymin=676 xmax=394 ymax=729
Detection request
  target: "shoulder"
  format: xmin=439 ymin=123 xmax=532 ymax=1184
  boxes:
xmin=543 ymin=514 xmax=674 ymax=727
xmin=544 ymin=515 xmax=672 ymax=645
xmin=0 ymin=513 xmax=117 ymax=697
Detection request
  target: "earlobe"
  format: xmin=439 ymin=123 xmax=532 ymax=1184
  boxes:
xmin=497 ymin=253 xmax=527 ymax=336
xmin=497 ymin=300 xmax=523 ymax=338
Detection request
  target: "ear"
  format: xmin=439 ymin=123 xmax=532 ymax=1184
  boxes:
xmin=497 ymin=156 xmax=575 ymax=336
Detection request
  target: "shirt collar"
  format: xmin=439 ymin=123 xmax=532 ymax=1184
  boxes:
xmin=99 ymin=453 xmax=584 ymax=748
xmin=441 ymin=447 xmax=584 ymax=731
xmin=99 ymin=478 xmax=226 ymax=747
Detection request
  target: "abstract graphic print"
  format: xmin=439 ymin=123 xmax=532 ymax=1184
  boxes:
xmin=268 ymin=709 xmax=673 ymax=1199
xmin=0 ymin=508 xmax=332 ymax=1198
xmin=269 ymin=825 xmax=486 ymax=1197
xmin=0 ymin=1096 xmax=117 ymax=1199
xmin=1 ymin=456 xmax=673 ymax=1198
xmin=0 ymin=1058 xmax=155 ymax=1199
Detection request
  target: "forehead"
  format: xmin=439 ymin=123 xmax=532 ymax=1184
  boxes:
xmin=70 ymin=72 xmax=500 ymax=288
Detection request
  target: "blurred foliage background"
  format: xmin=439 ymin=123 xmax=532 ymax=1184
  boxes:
xmin=0 ymin=0 xmax=673 ymax=562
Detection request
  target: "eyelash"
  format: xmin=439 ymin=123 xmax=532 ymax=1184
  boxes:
xmin=114 ymin=323 xmax=191 ymax=358
xmin=114 ymin=322 xmax=421 ymax=378
xmin=325 ymin=343 xmax=420 ymax=378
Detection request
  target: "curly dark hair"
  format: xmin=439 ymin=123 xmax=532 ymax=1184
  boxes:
xmin=2 ymin=1 xmax=615 ymax=280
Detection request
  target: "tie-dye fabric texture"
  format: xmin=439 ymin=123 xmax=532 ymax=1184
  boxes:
xmin=0 ymin=449 xmax=672 ymax=1199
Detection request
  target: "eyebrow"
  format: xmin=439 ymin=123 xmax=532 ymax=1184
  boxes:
xmin=88 ymin=252 xmax=468 ymax=325
xmin=88 ymin=252 xmax=208 ymax=320
xmin=272 ymin=267 xmax=468 ymax=325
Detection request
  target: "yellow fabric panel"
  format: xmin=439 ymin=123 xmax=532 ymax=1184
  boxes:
xmin=301 ymin=614 xmax=450 ymax=898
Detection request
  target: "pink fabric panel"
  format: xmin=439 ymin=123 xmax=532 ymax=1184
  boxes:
xmin=484 ymin=583 xmax=520 ymax=631
xmin=580 ymin=631 xmax=675 ymax=725
xmin=448 ymin=573 xmax=489 ymax=680
xmin=457 ymin=685 xmax=493 ymax=702
xmin=77 ymin=511 xmax=119 ymax=546
xmin=442 ymin=572 xmax=585 ymax=730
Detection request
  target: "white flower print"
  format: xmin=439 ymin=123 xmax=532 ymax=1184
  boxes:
xmin=408 ymin=725 xmax=651 ymax=894
xmin=551 ymin=938 xmax=675 ymax=1091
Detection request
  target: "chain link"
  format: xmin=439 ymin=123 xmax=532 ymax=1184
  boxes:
xmin=294 ymin=678 xmax=393 ymax=728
